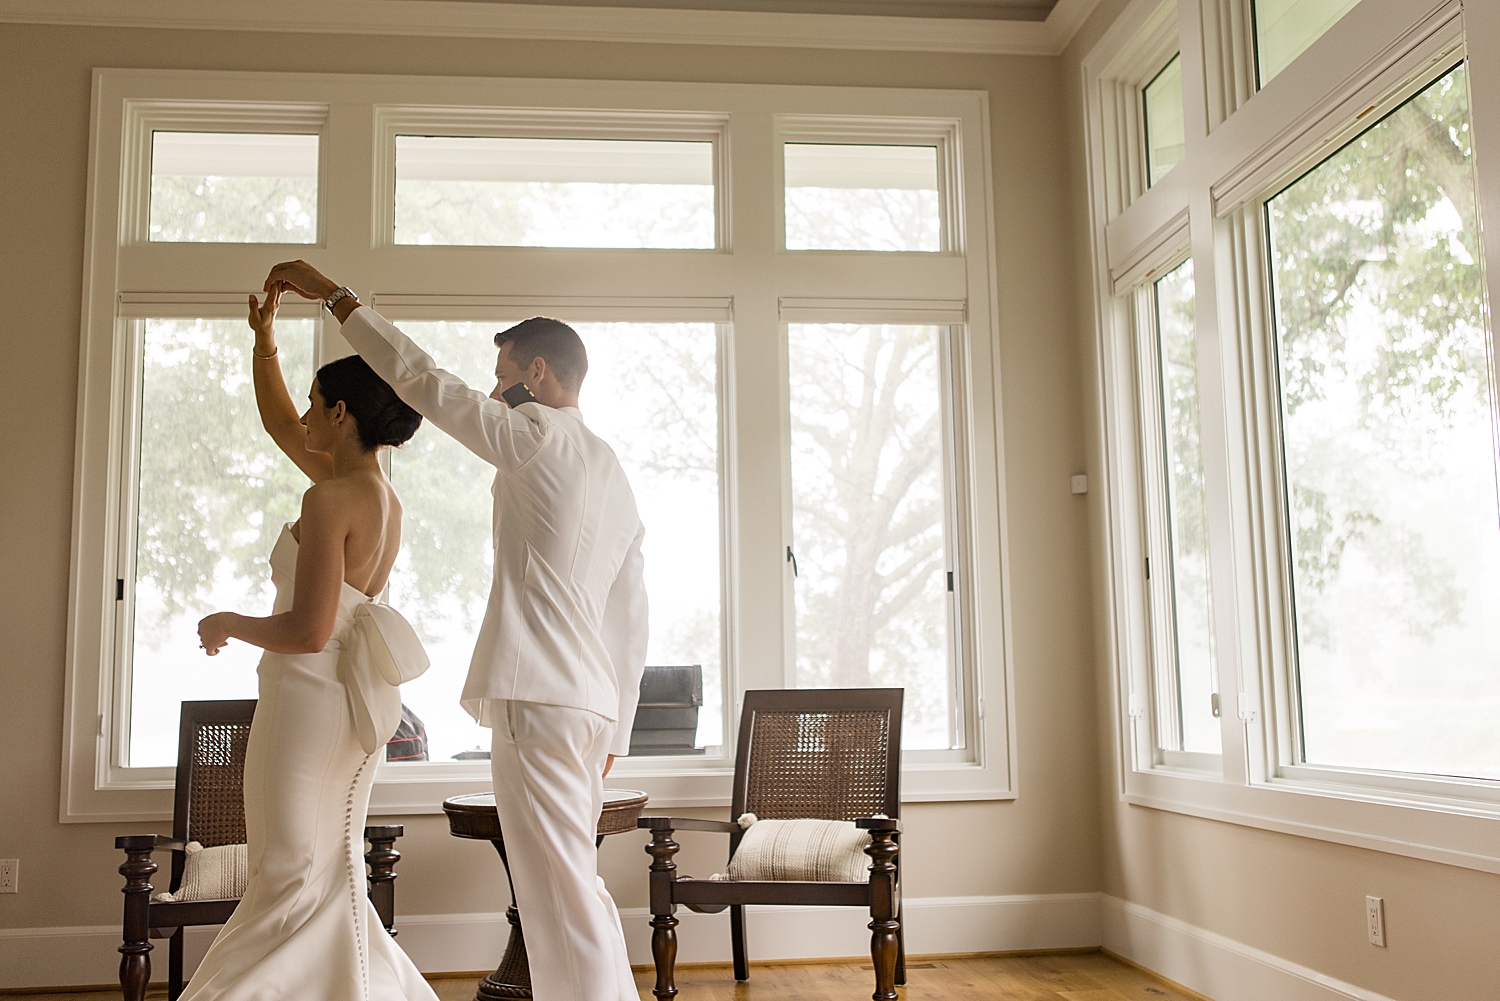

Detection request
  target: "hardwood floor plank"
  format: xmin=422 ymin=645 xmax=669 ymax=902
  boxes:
xmin=1 ymin=952 xmax=1213 ymax=1001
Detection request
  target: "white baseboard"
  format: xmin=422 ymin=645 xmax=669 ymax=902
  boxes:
xmin=0 ymin=893 xmax=1101 ymax=989
xmin=0 ymin=893 xmax=1402 ymax=998
xmin=1101 ymin=895 xmax=1397 ymax=1001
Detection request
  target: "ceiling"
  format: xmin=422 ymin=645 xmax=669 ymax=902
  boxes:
xmin=412 ymin=0 xmax=1061 ymax=22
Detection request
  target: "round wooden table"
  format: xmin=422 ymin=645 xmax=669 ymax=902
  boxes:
xmin=443 ymin=789 xmax=649 ymax=1000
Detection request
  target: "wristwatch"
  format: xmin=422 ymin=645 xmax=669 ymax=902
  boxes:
xmin=323 ymin=286 xmax=358 ymax=314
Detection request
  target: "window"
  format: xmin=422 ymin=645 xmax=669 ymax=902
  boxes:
xmin=1266 ymin=64 xmax=1498 ymax=781
xmin=149 ymin=131 xmax=319 ymax=243
xmin=783 ymin=144 xmax=942 ymax=252
xmin=1086 ymin=0 xmax=1500 ymax=870
xmin=788 ymin=323 xmax=961 ymax=750
xmin=1254 ymin=0 xmax=1363 ymax=86
xmin=1142 ymin=259 xmax=1219 ymax=757
xmin=385 ymin=320 xmax=725 ymax=761
xmin=68 ymin=72 xmax=1007 ymax=819
xmin=123 ymin=315 xmax=317 ymax=766
xmin=394 ymin=137 xmax=715 ymax=248
xmin=1142 ymin=55 xmax=1185 ymax=187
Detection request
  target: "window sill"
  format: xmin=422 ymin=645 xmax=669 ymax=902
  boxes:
xmin=62 ymin=753 xmax=1016 ymax=823
xmin=1124 ymin=762 xmax=1500 ymax=874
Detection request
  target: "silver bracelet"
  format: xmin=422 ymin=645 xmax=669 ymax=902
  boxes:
xmin=252 ymin=346 xmax=278 ymax=360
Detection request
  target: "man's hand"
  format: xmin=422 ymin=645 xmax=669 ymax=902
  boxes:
xmin=603 ymin=754 xmax=615 ymax=779
xmin=265 ymin=260 xmax=339 ymax=302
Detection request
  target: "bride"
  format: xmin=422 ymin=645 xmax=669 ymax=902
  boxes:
xmin=188 ymin=284 xmax=437 ymax=1001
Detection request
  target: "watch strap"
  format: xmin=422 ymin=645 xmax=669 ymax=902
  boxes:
xmin=324 ymin=286 xmax=358 ymax=314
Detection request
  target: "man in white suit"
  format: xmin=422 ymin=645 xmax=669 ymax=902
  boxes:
xmin=265 ymin=261 xmax=648 ymax=1001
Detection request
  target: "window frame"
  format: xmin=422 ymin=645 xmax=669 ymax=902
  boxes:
xmin=63 ymin=68 xmax=1012 ymax=821
xmin=1084 ymin=0 xmax=1500 ymax=874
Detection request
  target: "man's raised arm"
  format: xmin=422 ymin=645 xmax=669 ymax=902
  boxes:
xmin=264 ymin=261 xmax=542 ymax=471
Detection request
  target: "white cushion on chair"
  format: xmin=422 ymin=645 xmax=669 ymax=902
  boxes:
xmin=724 ymin=817 xmax=871 ymax=883
xmin=151 ymin=842 xmax=247 ymax=902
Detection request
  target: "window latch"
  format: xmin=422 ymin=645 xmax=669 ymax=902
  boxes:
xmin=786 ymin=546 xmax=798 ymax=577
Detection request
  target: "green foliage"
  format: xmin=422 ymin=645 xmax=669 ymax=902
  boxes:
xmin=1267 ymin=63 xmax=1485 ymax=638
xmin=149 ymin=176 xmax=316 ymax=243
xmin=133 ymin=319 xmax=315 ymax=630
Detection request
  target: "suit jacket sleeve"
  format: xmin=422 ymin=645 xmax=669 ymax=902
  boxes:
xmin=339 ymin=306 xmax=545 ymax=470
xmin=603 ymin=522 xmax=649 ymax=757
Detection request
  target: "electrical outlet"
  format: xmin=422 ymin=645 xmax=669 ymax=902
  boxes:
xmin=1366 ymin=895 xmax=1385 ymax=947
xmin=0 ymin=860 xmax=17 ymax=894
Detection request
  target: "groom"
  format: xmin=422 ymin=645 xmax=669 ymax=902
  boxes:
xmin=265 ymin=262 xmax=648 ymax=1001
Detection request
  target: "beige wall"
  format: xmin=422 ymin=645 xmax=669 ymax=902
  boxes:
xmin=1061 ymin=4 xmax=1500 ymax=1000
xmin=0 ymin=21 xmax=1099 ymax=936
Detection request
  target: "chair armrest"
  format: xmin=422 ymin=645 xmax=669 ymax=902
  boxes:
xmin=115 ymin=834 xmax=187 ymax=853
xmin=855 ymin=817 xmax=901 ymax=833
xmin=363 ymin=824 xmax=404 ymax=841
xmin=638 ymin=817 xmax=739 ymax=833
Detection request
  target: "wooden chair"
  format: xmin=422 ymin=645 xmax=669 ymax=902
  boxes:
xmin=115 ymin=699 xmax=405 ymax=1001
xmin=638 ymin=688 xmax=904 ymax=1001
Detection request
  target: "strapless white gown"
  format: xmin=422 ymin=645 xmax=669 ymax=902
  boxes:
xmin=180 ymin=525 xmax=438 ymax=1001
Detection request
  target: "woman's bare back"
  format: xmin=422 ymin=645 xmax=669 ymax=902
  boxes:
xmin=291 ymin=471 xmax=403 ymax=597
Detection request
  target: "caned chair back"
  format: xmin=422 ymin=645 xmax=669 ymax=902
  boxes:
xmin=172 ymin=700 xmax=257 ymax=850
xmin=730 ymin=689 xmax=902 ymax=824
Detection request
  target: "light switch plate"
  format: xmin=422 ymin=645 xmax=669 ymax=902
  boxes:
xmin=1070 ymin=474 xmax=1088 ymax=495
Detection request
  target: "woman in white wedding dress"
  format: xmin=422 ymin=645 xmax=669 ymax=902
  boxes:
xmin=188 ymin=285 xmax=439 ymax=1001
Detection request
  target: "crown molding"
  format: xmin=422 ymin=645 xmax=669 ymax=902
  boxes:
xmin=0 ymin=0 xmax=1099 ymax=55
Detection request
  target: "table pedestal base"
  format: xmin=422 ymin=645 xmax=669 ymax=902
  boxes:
xmin=475 ymin=845 xmax=532 ymax=1000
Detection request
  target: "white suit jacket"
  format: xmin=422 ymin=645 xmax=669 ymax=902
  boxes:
xmin=340 ymin=306 xmax=649 ymax=756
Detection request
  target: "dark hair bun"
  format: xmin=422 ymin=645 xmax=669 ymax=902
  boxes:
xmin=373 ymin=398 xmax=423 ymax=447
xmin=314 ymin=355 xmax=423 ymax=451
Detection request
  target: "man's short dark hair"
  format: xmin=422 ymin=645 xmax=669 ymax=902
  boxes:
xmin=494 ymin=317 xmax=588 ymax=393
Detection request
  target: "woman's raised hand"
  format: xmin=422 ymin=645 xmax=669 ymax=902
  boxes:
xmin=249 ymin=282 xmax=282 ymax=356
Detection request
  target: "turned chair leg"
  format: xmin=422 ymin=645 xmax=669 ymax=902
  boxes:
xmin=864 ymin=826 xmax=901 ymax=1001
xmin=118 ymin=843 xmax=157 ymax=1001
xmin=364 ymin=825 xmax=404 ymax=935
xmin=643 ymin=825 xmax=681 ymax=1000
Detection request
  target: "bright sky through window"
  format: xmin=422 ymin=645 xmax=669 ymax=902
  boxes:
xmin=394 ymin=136 xmax=715 ymax=248
xmin=149 ymin=131 xmax=319 ymax=243
xmin=784 ymin=144 xmax=941 ymax=252
xmin=1267 ymin=64 xmax=1500 ymax=780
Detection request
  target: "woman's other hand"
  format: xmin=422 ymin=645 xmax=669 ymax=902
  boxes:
xmin=198 ymin=612 xmax=234 ymax=656
xmin=249 ymin=283 xmax=282 ymax=356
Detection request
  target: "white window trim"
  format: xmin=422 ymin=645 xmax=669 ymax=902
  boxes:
xmin=63 ymin=68 xmax=1013 ymax=821
xmin=1084 ymin=0 xmax=1500 ymax=875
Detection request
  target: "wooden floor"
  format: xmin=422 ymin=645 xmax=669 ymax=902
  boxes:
xmin=8 ymin=952 xmax=1208 ymax=1001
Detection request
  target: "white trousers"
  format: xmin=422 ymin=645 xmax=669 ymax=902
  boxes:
xmin=486 ymin=699 xmax=638 ymax=1001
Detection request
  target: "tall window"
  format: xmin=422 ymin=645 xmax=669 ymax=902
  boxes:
xmin=1267 ymin=64 xmax=1499 ymax=780
xmin=124 ymin=315 xmax=316 ymax=766
xmin=787 ymin=323 xmax=960 ymax=749
xmin=1145 ymin=261 xmax=1219 ymax=755
xmin=386 ymin=320 xmax=724 ymax=760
